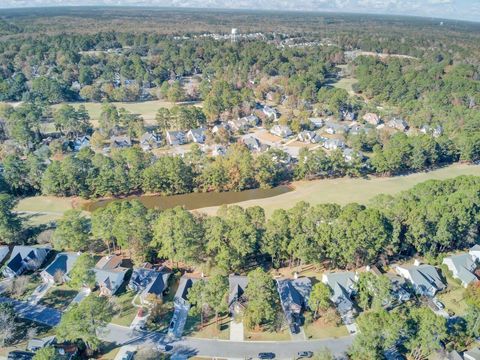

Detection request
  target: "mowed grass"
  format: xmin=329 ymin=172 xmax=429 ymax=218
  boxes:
xmin=198 ymin=163 xmax=480 ymax=217
xmin=15 ymin=196 xmax=74 ymax=225
xmin=331 ymin=77 xmax=357 ymax=95
xmin=52 ymin=100 xmax=202 ymax=127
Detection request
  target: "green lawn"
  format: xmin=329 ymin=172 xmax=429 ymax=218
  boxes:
xmin=15 ymin=196 xmax=78 ymax=225
xmin=331 ymin=77 xmax=357 ymax=95
xmin=304 ymin=320 xmax=349 ymax=339
xmin=199 ymin=163 xmax=480 ymax=217
xmin=110 ymin=290 xmax=138 ymax=327
xmin=244 ymin=327 xmax=291 ymax=341
xmin=184 ymin=314 xmax=230 ymax=340
xmin=438 ymin=287 xmax=468 ymax=316
xmin=38 ymin=284 xmax=79 ymax=311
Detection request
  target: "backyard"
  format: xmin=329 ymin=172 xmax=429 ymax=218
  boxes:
xmin=38 ymin=284 xmax=79 ymax=311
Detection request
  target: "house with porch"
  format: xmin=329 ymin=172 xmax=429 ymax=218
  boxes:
xmin=322 ymin=271 xmax=357 ymax=325
xmin=442 ymin=253 xmax=478 ymax=288
xmin=228 ymin=274 xmax=248 ymax=314
xmin=128 ymin=265 xmax=171 ymax=305
xmin=41 ymin=252 xmax=80 ymax=284
xmin=93 ymin=255 xmax=129 ymax=297
xmin=2 ymin=246 xmax=50 ymax=278
xmin=276 ymin=277 xmax=312 ymax=333
xmin=395 ymin=261 xmax=445 ymax=297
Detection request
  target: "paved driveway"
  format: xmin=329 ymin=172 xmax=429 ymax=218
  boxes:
xmin=68 ymin=287 xmax=91 ymax=308
xmin=27 ymin=282 xmax=53 ymax=305
xmin=229 ymin=318 xmax=244 ymax=341
xmin=168 ymin=303 xmax=189 ymax=340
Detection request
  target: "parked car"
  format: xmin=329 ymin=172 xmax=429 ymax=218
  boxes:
xmin=290 ymin=322 xmax=300 ymax=334
xmin=7 ymin=351 xmax=34 ymax=360
xmin=258 ymin=353 xmax=275 ymax=359
xmin=121 ymin=351 xmax=135 ymax=360
xmin=297 ymin=351 xmax=313 ymax=358
xmin=432 ymin=297 xmax=445 ymax=310
xmin=157 ymin=343 xmax=173 ymax=352
xmin=169 ymin=320 xmax=175 ymax=330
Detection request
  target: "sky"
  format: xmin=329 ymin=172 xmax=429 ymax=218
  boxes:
xmin=0 ymin=0 xmax=479 ymax=22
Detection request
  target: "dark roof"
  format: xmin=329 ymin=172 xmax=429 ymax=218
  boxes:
xmin=145 ymin=272 xmax=169 ymax=296
xmin=45 ymin=254 xmax=68 ymax=276
xmin=7 ymin=253 xmax=23 ymax=272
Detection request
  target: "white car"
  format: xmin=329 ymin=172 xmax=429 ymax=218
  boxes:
xmin=432 ymin=297 xmax=445 ymax=310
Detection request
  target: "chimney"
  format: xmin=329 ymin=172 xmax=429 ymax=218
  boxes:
xmin=414 ymin=259 xmax=421 ymax=267
xmin=293 ymin=272 xmax=298 ymax=280
xmin=366 ymin=265 xmax=371 ymax=272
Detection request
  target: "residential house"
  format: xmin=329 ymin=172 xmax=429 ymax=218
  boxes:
xmin=187 ymin=127 xmax=207 ymax=144
xmin=2 ymin=246 xmax=50 ymax=278
xmin=212 ymin=123 xmax=229 ymax=134
xmin=298 ymin=131 xmax=322 ymax=144
xmin=325 ymin=122 xmax=348 ymax=135
xmin=464 ymin=348 xmax=480 ymax=360
xmin=270 ymin=124 xmax=292 ymax=138
xmin=384 ymin=273 xmax=412 ymax=307
xmin=387 ymin=118 xmax=409 ymax=132
xmin=93 ymin=255 xmax=129 ymax=297
xmin=242 ymin=137 xmax=262 ymax=152
xmin=27 ymin=337 xmax=78 ymax=360
xmin=72 ymin=135 xmax=90 ymax=152
xmin=308 ymin=118 xmax=324 ymax=128
xmin=263 ymin=106 xmax=278 ymax=120
xmin=349 ymin=124 xmax=364 ymax=136
xmin=228 ymin=274 xmax=248 ymax=313
xmin=174 ymin=275 xmax=199 ymax=307
xmin=27 ymin=336 xmax=55 ymax=352
xmin=212 ymin=144 xmax=227 ymax=157
xmin=340 ymin=109 xmax=356 ymax=122
xmin=343 ymin=148 xmax=363 ymax=162
xmin=139 ymin=131 xmax=162 ymax=151
xmin=243 ymin=114 xmax=260 ymax=127
xmin=420 ymin=125 xmax=443 ymax=138
xmin=41 ymin=252 xmax=80 ymax=284
xmin=0 ymin=246 xmax=9 ymax=265
xmin=110 ymin=135 xmax=132 ymax=149
xmin=128 ymin=266 xmax=171 ymax=305
xmin=470 ymin=245 xmax=480 ymax=262
xmin=277 ymin=277 xmax=312 ymax=332
xmin=166 ymin=131 xmax=186 ymax=146
xmin=395 ymin=261 xmax=445 ymax=297
xmin=442 ymin=253 xmax=478 ymax=288
xmin=228 ymin=115 xmax=258 ymax=133
xmin=322 ymin=272 xmax=357 ymax=324
xmin=323 ymin=138 xmax=346 ymax=151
xmin=363 ymin=113 xmax=381 ymax=125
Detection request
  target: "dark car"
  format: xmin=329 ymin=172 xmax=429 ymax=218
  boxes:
xmin=290 ymin=322 xmax=300 ymax=334
xmin=258 ymin=353 xmax=275 ymax=359
xmin=7 ymin=351 xmax=34 ymax=360
xmin=121 ymin=351 xmax=135 ymax=360
xmin=297 ymin=351 xmax=313 ymax=358
xmin=169 ymin=320 xmax=175 ymax=330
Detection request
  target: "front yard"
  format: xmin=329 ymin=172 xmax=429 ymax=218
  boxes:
xmin=438 ymin=287 xmax=468 ymax=316
xmin=184 ymin=314 xmax=230 ymax=340
xmin=304 ymin=319 xmax=349 ymax=339
xmin=244 ymin=327 xmax=291 ymax=341
xmin=0 ymin=319 xmax=55 ymax=357
xmin=38 ymin=284 xmax=79 ymax=311
xmin=110 ymin=289 xmax=137 ymax=327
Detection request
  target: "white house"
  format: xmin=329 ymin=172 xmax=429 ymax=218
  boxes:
xmin=442 ymin=253 xmax=478 ymax=288
xmin=270 ymin=125 xmax=292 ymax=138
xmin=323 ymin=138 xmax=346 ymax=151
xmin=166 ymin=131 xmax=186 ymax=146
xmin=93 ymin=255 xmax=129 ymax=297
xmin=395 ymin=261 xmax=445 ymax=297
xmin=469 ymin=244 xmax=480 ymax=262
xmin=187 ymin=128 xmax=206 ymax=144
xmin=322 ymin=272 xmax=357 ymax=325
xmin=363 ymin=113 xmax=381 ymax=125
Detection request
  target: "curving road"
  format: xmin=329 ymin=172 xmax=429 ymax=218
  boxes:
xmin=0 ymin=297 xmax=353 ymax=358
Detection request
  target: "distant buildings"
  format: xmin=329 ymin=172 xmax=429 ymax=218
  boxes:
xmin=270 ymin=124 xmax=292 ymax=138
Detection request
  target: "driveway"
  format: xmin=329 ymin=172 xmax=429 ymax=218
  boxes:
xmin=229 ymin=318 xmax=244 ymax=341
xmin=67 ymin=287 xmax=91 ymax=308
xmin=27 ymin=282 xmax=53 ymax=305
xmin=168 ymin=303 xmax=189 ymax=340
xmin=114 ymin=345 xmax=137 ymax=360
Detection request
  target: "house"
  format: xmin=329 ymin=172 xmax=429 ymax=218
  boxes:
xmin=277 ymin=277 xmax=312 ymax=331
xmin=420 ymin=125 xmax=443 ymax=137
xmin=187 ymin=127 xmax=206 ymax=144
xmin=343 ymin=148 xmax=363 ymax=162
xmin=41 ymin=252 xmax=80 ymax=284
xmin=212 ymin=123 xmax=228 ymax=134
xmin=0 ymin=246 xmax=9 ymax=264
xmin=464 ymin=348 xmax=480 ymax=360
xmin=322 ymin=272 xmax=357 ymax=324
xmin=387 ymin=118 xmax=409 ymax=132
xmin=270 ymin=125 xmax=292 ymax=138
xmin=363 ymin=113 xmax=381 ymax=125
xmin=442 ymin=253 xmax=478 ymax=288
xmin=93 ymin=255 xmax=129 ymax=297
xmin=110 ymin=135 xmax=132 ymax=149
xmin=384 ymin=273 xmax=412 ymax=306
xmin=72 ymin=135 xmax=90 ymax=151
xmin=242 ymin=137 xmax=262 ymax=152
xmin=174 ymin=275 xmax=199 ymax=307
xmin=349 ymin=124 xmax=364 ymax=136
xmin=470 ymin=245 xmax=480 ymax=262
xmin=263 ymin=106 xmax=278 ymax=120
xmin=140 ymin=131 xmax=162 ymax=151
xmin=243 ymin=114 xmax=259 ymax=127
xmin=2 ymin=246 xmax=50 ymax=278
xmin=308 ymin=118 xmax=324 ymax=128
xmin=325 ymin=122 xmax=348 ymax=135
xmin=298 ymin=131 xmax=322 ymax=143
xmin=323 ymin=138 xmax=346 ymax=151
xmin=27 ymin=337 xmax=77 ymax=360
xmin=340 ymin=109 xmax=356 ymax=122
xmin=129 ymin=265 xmax=171 ymax=305
xmin=166 ymin=131 xmax=186 ymax=146
xmin=228 ymin=118 xmax=248 ymax=133
xmin=228 ymin=274 xmax=248 ymax=313
xmin=27 ymin=336 xmax=55 ymax=352
xmin=395 ymin=261 xmax=445 ymax=297
xmin=212 ymin=144 xmax=227 ymax=157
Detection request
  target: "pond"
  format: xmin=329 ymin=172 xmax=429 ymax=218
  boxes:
xmin=83 ymin=185 xmax=293 ymax=212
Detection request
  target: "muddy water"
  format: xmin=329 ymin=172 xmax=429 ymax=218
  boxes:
xmin=83 ymin=185 xmax=293 ymax=212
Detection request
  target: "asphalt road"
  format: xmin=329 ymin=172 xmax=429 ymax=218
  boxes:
xmin=1 ymin=297 xmax=354 ymax=359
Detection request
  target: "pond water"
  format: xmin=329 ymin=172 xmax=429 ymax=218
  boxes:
xmin=83 ymin=185 xmax=293 ymax=212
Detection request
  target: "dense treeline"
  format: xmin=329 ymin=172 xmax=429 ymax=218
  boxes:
xmin=47 ymin=176 xmax=480 ymax=272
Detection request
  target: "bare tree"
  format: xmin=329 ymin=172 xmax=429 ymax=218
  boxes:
xmin=0 ymin=304 xmax=16 ymax=347
xmin=8 ymin=276 xmax=29 ymax=298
